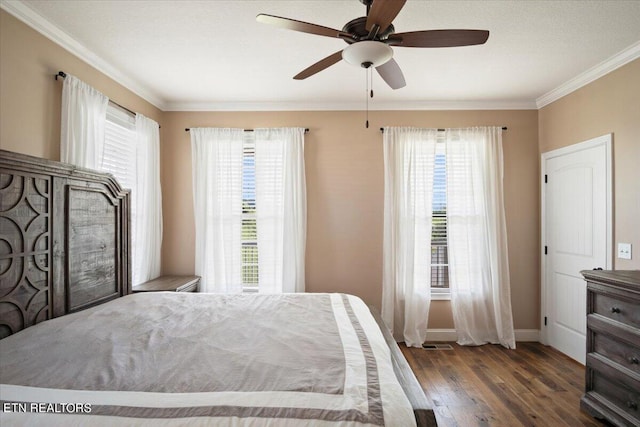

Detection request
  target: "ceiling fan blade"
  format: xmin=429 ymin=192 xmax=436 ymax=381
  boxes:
xmin=376 ymin=58 xmax=406 ymax=89
xmin=387 ymin=29 xmax=490 ymax=47
xmin=294 ymin=50 xmax=344 ymax=80
xmin=257 ymin=14 xmax=344 ymax=39
xmin=366 ymin=0 xmax=407 ymax=32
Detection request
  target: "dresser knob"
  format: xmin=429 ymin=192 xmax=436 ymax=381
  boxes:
xmin=630 ymin=356 xmax=640 ymax=365
xmin=627 ymin=401 xmax=638 ymax=410
xmin=611 ymin=307 xmax=621 ymax=314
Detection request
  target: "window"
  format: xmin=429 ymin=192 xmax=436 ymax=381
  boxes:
xmin=103 ymin=103 xmax=136 ymax=190
xmin=191 ymin=127 xmax=305 ymax=294
xmin=102 ymin=103 xmax=138 ymax=280
xmin=241 ymin=134 xmax=258 ymax=290
xmin=430 ymin=141 xmax=449 ymax=296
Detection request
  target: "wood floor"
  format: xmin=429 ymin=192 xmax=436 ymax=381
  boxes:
xmin=401 ymin=342 xmax=609 ymax=427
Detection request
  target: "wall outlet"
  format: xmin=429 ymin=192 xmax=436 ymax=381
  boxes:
xmin=617 ymin=243 xmax=632 ymax=260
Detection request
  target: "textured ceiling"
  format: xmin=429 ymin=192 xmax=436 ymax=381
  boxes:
xmin=8 ymin=0 xmax=640 ymax=111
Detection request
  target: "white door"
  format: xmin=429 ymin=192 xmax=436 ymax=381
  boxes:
xmin=542 ymin=134 xmax=612 ymax=364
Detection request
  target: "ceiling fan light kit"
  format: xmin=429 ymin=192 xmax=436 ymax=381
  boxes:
xmin=342 ymin=41 xmax=393 ymax=68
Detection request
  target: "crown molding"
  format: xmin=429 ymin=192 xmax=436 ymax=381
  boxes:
xmin=536 ymin=41 xmax=640 ymax=109
xmin=370 ymin=100 xmax=538 ymax=111
xmin=165 ymin=99 xmax=537 ymax=112
xmin=0 ymin=0 xmax=167 ymax=110
xmin=165 ymin=101 xmax=364 ymax=112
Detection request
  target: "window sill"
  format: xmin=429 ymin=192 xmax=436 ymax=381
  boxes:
xmin=431 ymin=292 xmax=451 ymax=301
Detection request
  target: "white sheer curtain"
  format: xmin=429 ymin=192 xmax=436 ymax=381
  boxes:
xmin=60 ymin=74 xmax=108 ymax=169
xmin=445 ymin=127 xmax=515 ymax=349
xmin=382 ymin=127 xmax=437 ymax=347
xmin=134 ymin=114 xmax=162 ymax=284
xmin=191 ymin=128 xmax=244 ymax=293
xmin=254 ymin=128 xmax=306 ymax=294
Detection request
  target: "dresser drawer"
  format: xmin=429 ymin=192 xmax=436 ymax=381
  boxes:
xmin=591 ymin=371 xmax=640 ymax=425
xmin=593 ymin=292 xmax=640 ymax=329
xmin=593 ymin=331 xmax=640 ymax=375
xmin=589 ymin=314 xmax=640 ymax=376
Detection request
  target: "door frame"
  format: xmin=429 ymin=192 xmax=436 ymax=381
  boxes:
xmin=540 ymin=134 xmax=613 ymax=345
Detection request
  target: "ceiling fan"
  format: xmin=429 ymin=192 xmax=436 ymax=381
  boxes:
xmin=256 ymin=0 xmax=490 ymax=90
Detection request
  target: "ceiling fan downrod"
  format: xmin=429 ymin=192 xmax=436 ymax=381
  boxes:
xmin=360 ymin=0 xmax=373 ymax=16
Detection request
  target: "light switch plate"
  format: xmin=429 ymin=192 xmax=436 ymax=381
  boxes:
xmin=617 ymin=243 xmax=632 ymax=260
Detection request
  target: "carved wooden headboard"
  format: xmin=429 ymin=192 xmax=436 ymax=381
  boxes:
xmin=0 ymin=149 xmax=130 ymax=338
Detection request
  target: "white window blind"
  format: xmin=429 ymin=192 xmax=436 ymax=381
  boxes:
xmin=241 ymin=134 xmax=258 ymax=289
xmin=431 ymin=141 xmax=449 ymax=291
xmin=102 ymin=103 xmax=137 ymax=278
xmin=103 ymin=103 xmax=136 ymax=189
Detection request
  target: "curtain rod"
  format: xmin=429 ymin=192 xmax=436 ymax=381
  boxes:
xmin=185 ymin=128 xmax=309 ymax=133
xmin=379 ymin=126 xmax=507 ymax=133
xmin=55 ymin=71 xmax=160 ymax=128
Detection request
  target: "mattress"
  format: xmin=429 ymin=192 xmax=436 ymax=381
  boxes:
xmin=0 ymin=292 xmax=416 ymax=426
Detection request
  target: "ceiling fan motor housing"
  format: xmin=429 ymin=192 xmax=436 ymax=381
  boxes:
xmin=342 ymin=17 xmax=395 ymax=44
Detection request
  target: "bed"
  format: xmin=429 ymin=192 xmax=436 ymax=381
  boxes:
xmin=0 ymin=149 xmax=436 ymax=426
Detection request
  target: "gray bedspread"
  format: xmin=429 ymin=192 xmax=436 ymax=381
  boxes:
xmin=0 ymin=293 xmax=416 ymax=426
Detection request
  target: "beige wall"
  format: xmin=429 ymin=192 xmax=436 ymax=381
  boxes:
xmin=539 ymin=59 xmax=640 ymax=270
xmin=162 ymin=110 xmax=540 ymax=329
xmin=1 ymin=9 xmax=543 ymax=331
xmin=0 ymin=10 xmax=163 ymax=159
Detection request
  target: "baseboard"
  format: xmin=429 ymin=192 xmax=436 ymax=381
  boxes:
xmin=425 ymin=329 xmax=540 ymax=343
xmin=424 ymin=329 xmax=458 ymax=341
xmin=515 ymin=329 xmax=541 ymax=342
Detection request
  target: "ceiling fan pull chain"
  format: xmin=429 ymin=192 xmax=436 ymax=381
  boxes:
xmin=365 ymin=68 xmax=369 ymax=128
xmin=370 ymin=66 xmax=374 ymax=98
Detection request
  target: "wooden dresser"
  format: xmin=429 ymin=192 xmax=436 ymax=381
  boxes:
xmin=581 ymin=270 xmax=640 ymax=427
